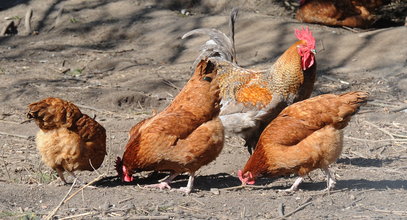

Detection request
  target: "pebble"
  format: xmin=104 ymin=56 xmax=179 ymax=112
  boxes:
xmin=210 ymin=188 xmax=220 ymax=195
xmin=180 ymin=9 xmax=191 ymax=16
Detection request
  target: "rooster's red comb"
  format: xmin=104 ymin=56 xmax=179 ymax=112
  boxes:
xmin=295 ymin=27 xmax=315 ymax=49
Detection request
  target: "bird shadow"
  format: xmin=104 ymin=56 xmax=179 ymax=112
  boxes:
xmin=93 ymin=172 xmax=241 ymax=190
xmin=91 ymin=171 xmax=406 ymax=193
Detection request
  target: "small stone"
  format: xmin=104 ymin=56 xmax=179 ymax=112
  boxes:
xmin=210 ymin=188 xmax=220 ymax=195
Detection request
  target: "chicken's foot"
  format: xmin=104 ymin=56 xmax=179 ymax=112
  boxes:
xmin=144 ymin=172 xmax=179 ymax=190
xmin=322 ymin=168 xmax=336 ymax=191
xmin=280 ymin=176 xmax=304 ymax=192
xmin=50 ymin=169 xmax=68 ymax=186
xmin=176 ymin=172 xmax=195 ymax=194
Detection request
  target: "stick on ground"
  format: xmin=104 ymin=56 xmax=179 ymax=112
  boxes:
xmin=45 ymin=178 xmax=77 ymax=220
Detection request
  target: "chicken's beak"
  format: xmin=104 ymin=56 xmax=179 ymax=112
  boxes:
xmin=26 ymin=112 xmax=34 ymax=119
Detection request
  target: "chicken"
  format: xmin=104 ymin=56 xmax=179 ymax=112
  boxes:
xmin=296 ymin=0 xmax=384 ymax=28
xmin=27 ymin=97 xmax=107 ymax=184
xmin=238 ymin=91 xmax=368 ymax=191
xmin=183 ymin=19 xmax=317 ymax=154
xmin=115 ymin=59 xmax=224 ymax=194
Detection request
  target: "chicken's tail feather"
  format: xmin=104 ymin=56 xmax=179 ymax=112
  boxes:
xmin=338 ymin=91 xmax=369 ymax=116
xmin=183 ymin=8 xmax=238 ymax=68
xmin=340 ymin=91 xmax=369 ymax=106
xmin=322 ymin=91 xmax=367 ymax=129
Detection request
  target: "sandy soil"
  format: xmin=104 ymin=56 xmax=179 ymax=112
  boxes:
xmin=0 ymin=0 xmax=406 ymax=219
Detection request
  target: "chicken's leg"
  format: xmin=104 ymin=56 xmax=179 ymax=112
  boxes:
xmin=56 ymin=169 xmax=68 ymax=185
xmin=177 ymin=172 xmax=195 ymax=194
xmin=66 ymin=170 xmax=88 ymax=186
xmin=322 ymin=168 xmax=336 ymax=190
xmin=144 ymin=172 xmax=179 ymax=190
xmin=282 ymin=176 xmax=304 ymax=192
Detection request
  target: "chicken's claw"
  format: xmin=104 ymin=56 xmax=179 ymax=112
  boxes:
xmin=144 ymin=182 xmax=172 ymax=190
xmin=175 ymin=186 xmax=192 ymax=195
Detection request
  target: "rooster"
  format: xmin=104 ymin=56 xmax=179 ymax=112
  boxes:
xmin=27 ymin=97 xmax=107 ymax=185
xmin=238 ymin=91 xmax=368 ymax=191
xmin=183 ymin=14 xmax=317 ymax=154
xmin=296 ymin=0 xmax=384 ymax=28
xmin=115 ymin=59 xmax=224 ymax=194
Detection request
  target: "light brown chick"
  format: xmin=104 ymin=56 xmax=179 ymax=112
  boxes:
xmin=28 ymin=97 xmax=106 ymax=185
xmin=116 ymin=59 xmax=224 ymax=194
xmin=239 ymin=91 xmax=368 ymax=191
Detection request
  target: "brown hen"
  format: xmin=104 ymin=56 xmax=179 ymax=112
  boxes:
xmin=28 ymin=97 xmax=106 ymax=184
xmin=116 ymin=59 xmax=224 ymax=194
xmin=239 ymin=91 xmax=368 ymax=191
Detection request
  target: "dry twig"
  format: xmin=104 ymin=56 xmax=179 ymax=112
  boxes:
xmin=58 ymin=211 xmax=96 ymax=220
xmin=118 ymin=197 xmax=134 ymax=204
xmin=129 ymin=216 xmax=170 ymax=220
xmin=391 ymin=104 xmax=407 ymax=113
xmin=45 ymin=178 xmax=77 ymax=220
xmin=1 ymin=144 xmax=11 ymax=181
xmin=221 ymin=184 xmax=271 ymax=191
xmin=241 ymin=206 xmax=246 ymax=219
xmin=307 ymin=188 xmax=349 ymax=197
xmin=89 ymin=159 xmax=101 ymax=176
xmin=162 ymin=79 xmax=181 ymax=90
xmin=0 ymin=131 xmax=33 ymax=140
xmin=278 ymin=203 xmax=285 ymax=217
xmin=277 ymin=198 xmax=312 ymax=219
xmin=24 ymin=8 xmax=33 ymax=35
xmin=191 ymin=197 xmax=205 ymax=206
xmin=321 ymin=75 xmax=350 ymax=85
xmin=0 ymin=119 xmax=21 ymax=125
xmin=366 ymin=207 xmax=407 ymax=216
xmin=345 ymin=136 xmax=407 ymax=143
xmin=64 ymin=174 xmax=106 ymax=203
xmin=364 ymin=121 xmax=395 ymax=140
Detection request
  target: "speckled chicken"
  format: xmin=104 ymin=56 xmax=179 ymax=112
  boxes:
xmin=183 ymin=16 xmax=317 ymax=153
xmin=27 ymin=97 xmax=107 ymax=184
xmin=238 ymin=91 xmax=368 ymax=191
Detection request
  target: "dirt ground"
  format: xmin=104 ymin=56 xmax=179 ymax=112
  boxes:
xmin=0 ymin=0 xmax=407 ymax=219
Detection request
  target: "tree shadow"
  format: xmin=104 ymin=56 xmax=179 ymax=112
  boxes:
xmin=337 ymin=157 xmax=395 ymax=167
xmin=0 ymin=0 xmax=31 ymax=11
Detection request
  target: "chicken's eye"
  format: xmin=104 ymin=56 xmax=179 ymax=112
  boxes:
xmin=203 ymin=76 xmax=212 ymax=82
